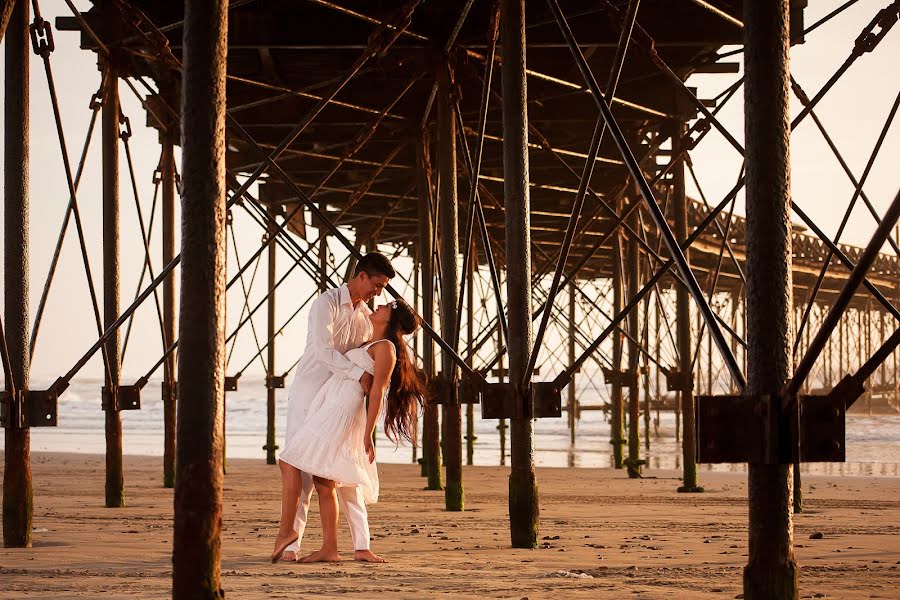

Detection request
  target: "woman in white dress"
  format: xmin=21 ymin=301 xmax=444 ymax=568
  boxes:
xmin=272 ymin=299 xmax=426 ymax=563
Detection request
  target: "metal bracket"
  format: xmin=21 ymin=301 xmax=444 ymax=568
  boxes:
xmin=225 ymin=375 xmax=240 ymax=392
xmin=602 ymin=367 xmax=638 ymax=388
xmin=1 ymin=389 xmax=59 ymax=428
xmin=458 ymin=376 xmax=481 ymax=406
xmin=428 ymin=372 xmax=478 ymax=405
xmin=481 ymin=381 xmax=561 ymax=420
xmin=101 ymin=385 xmax=142 ymax=411
xmin=696 ymin=393 xmax=846 ymax=464
xmin=266 ymin=375 xmax=286 ymax=389
xmin=664 ymin=368 xmax=694 ymax=392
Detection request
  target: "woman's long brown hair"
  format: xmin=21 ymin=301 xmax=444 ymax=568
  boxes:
xmin=383 ymin=300 xmax=428 ymax=445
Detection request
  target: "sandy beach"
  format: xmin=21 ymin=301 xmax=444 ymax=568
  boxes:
xmin=1 ymin=452 xmax=898 ymax=599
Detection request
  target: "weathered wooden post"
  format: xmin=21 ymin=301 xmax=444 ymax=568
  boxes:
xmin=610 ymin=197 xmax=625 ymax=469
xmin=265 ymin=204 xmax=278 ymax=465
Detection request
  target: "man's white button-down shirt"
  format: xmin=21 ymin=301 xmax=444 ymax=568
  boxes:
xmin=284 ymin=284 xmax=373 ymax=444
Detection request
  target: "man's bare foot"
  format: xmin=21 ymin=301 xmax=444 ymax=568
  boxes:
xmin=279 ymin=551 xmax=297 ymax=563
xmin=354 ymin=549 xmax=386 ymax=563
xmin=270 ymin=531 xmax=299 ymax=564
xmin=299 ymin=548 xmax=341 ymax=563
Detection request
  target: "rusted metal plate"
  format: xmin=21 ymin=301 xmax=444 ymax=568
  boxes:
xmin=427 ymin=374 xmax=451 ymax=405
xmin=664 ymin=369 xmax=694 ymax=392
xmin=798 ymin=394 xmax=845 ymax=462
xmin=1 ymin=390 xmax=58 ymax=428
xmin=481 ymin=383 xmax=524 ymax=420
xmin=458 ymin=377 xmax=481 ymax=406
xmin=695 ymin=394 xmax=766 ymax=463
xmin=224 ymin=376 xmax=239 ymax=392
xmin=532 ymin=382 xmax=562 ymax=418
xmin=119 ymin=385 xmax=142 ymax=411
xmin=266 ymin=375 xmax=286 ymax=389
xmin=602 ymin=367 xmax=638 ymax=388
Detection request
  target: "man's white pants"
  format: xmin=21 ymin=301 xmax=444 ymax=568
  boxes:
xmin=286 ymin=470 xmax=370 ymax=553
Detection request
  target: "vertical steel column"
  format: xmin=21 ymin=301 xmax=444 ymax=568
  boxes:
xmin=743 ymin=1 xmax=798 ymax=597
xmin=416 ymin=134 xmax=442 ymax=489
xmin=673 ymin=115 xmax=700 ymax=493
xmin=502 ymin=0 xmax=539 ymax=547
xmin=610 ymin=197 xmax=625 ymax=469
xmin=173 ymin=0 xmax=228 ymax=597
xmin=437 ymin=61 xmax=463 ymax=511
xmin=497 ymin=325 xmax=507 ymax=466
xmin=265 ymin=204 xmax=277 ymax=464
xmin=466 ymin=253 xmax=475 ymax=466
xmin=643 ymin=292 xmax=651 ymax=451
xmin=864 ymin=306 xmax=871 ymax=413
xmin=161 ymin=98 xmax=177 ymax=489
xmin=102 ymin=59 xmax=124 ymax=509
xmin=2 ymin=0 xmax=31 ymax=549
xmin=626 ymin=198 xmax=641 ymax=478
xmin=567 ymin=282 xmax=577 ymax=445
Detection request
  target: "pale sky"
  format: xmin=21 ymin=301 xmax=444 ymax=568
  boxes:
xmin=0 ymin=0 xmax=897 ymax=383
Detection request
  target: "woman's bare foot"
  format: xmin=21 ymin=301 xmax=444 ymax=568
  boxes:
xmin=270 ymin=531 xmax=299 ymax=564
xmin=299 ymin=548 xmax=341 ymax=563
xmin=354 ymin=549 xmax=386 ymax=563
xmin=279 ymin=551 xmax=297 ymax=562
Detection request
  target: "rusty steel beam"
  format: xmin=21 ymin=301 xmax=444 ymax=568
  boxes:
xmin=742 ymin=1 xmax=799 ymax=598
xmin=437 ymin=60 xmax=463 ymax=512
xmin=173 ymin=0 xmax=228 ymax=597
xmin=502 ymin=0 xmax=539 ymax=549
xmin=101 ymin=59 xmax=124 ymax=509
xmin=161 ymin=96 xmax=177 ymax=489
xmin=2 ymin=0 xmax=31 ymax=550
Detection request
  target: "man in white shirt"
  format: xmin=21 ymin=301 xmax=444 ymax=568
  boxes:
xmin=273 ymin=253 xmax=395 ymax=563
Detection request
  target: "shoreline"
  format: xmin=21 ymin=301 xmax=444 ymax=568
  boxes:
xmin=1 ymin=452 xmax=898 ymax=598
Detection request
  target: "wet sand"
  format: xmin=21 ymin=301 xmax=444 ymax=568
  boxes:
xmin=0 ymin=452 xmax=897 ymax=598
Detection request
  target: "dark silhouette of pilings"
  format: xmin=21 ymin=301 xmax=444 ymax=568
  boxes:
xmin=742 ymin=1 xmax=799 ymax=597
xmin=172 ymin=0 xmax=228 ymax=597
xmin=2 ymin=0 xmax=32 ymax=549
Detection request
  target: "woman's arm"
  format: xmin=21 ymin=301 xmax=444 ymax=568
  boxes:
xmin=364 ymin=342 xmax=396 ymax=462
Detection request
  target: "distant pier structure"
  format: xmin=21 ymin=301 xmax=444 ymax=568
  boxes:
xmin=2 ymin=1 xmax=899 ymax=598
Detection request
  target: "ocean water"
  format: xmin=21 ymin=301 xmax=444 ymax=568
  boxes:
xmin=27 ymin=376 xmax=900 ymax=476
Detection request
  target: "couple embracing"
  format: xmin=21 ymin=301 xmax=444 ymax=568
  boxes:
xmin=271 ymin=253 xmax=426 ymax=563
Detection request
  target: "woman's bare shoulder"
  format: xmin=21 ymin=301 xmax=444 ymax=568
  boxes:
xmin=368 ymin=339 xmax=397 ymax=363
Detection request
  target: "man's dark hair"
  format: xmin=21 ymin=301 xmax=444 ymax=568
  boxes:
xmin=355 ymin=252 xmax=396 ymax=279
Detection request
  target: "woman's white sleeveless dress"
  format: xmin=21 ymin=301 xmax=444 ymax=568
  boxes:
xmin=278 ymin=340 xmax=388 ymax=503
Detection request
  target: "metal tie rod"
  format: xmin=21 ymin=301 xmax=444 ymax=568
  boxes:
xmin=547 ymin=0 xmax=746 ymax=390
xmin=784 ymin=187 xmax=900 ymax=402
